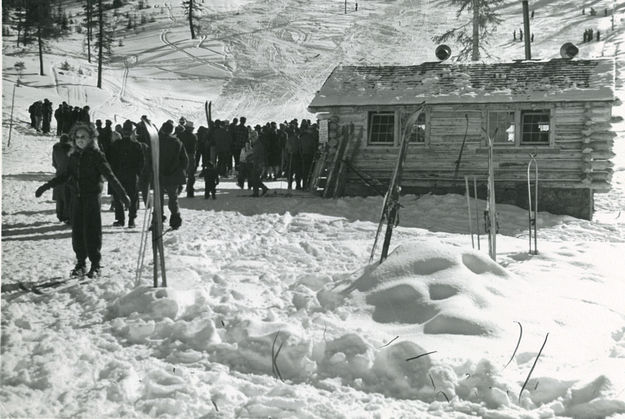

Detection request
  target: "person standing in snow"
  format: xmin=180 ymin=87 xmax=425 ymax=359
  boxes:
xmin=285 ymin=124 xmax=302 ymax=190
xmin=233 ymin=117 xmax=248 ymax=172
xmin=299 ymin=120 xmax=319 ymax=189
xmin=35 ymin=122 xmax=130 ymax=278
xmin=178 ymin=121 xmax=198 ymax=198
xmin=201 ymin=161 xmax=219 ymax=199
xmin=52 ymin=134 xmax=73 ymax=224
xmin=250 ymin=134 xmax=269 ymax=197
xmin=214 ymin=120 xmax=232 ymax=177
xmin=42 ymin=99 xmax=53 ymax=134
xmin=157 ymin=121 xmax=188 ymax=230
xmin=54 ymin=104 xmax=64 ymax=136
xmin=109 ymin=120 xmax=145 ymax=227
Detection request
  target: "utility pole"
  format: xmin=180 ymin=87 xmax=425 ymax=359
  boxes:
xmin=345 ymin=0 xmax=347 ymax=14
xmin=522 ymin=0 xmax=531 ymax=59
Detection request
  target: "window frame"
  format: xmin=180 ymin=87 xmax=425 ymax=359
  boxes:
xmin=487 ymin=110 xmax=516 ymax=146
xmin=519 ymin=109 xmax=552 ymax=146
xmin=408 ymin=110 xmax=428 ymax=145
xmin=367 ymin=111 xmax=396 ymax=146
xmin=485 ymin=107 xmax=554 ymax=148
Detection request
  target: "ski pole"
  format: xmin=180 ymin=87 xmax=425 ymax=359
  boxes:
xmin=135 ymin=192 xmax=153 ymax=287
xmin=473 ymin=176 xmax=480 ymax=250
xmin=465 ymin=176 xmax=474 ymax=249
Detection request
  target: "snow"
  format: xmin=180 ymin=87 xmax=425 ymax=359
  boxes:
xmin=3 ymin=0 xmax=625 ymax=417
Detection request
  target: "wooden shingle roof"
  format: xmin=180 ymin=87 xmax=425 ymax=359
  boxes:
xmin=308 ymin=58 xmax=615 ymax=109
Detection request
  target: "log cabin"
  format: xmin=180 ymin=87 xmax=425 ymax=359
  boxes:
xmin=308 ymin=58 xmax=617 ymax=220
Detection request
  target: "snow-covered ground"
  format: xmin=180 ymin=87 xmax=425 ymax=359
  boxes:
xmin=2 ymin=0 xmax=625 ymax=417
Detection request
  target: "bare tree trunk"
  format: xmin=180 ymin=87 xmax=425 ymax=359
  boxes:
xmin=38 ymin=25 xmax=44 ymax=75
xmin=87 ymin=0 xmax=93 ymax=63
xmin=471 ymin=0 xmax=480 ymax=61
xmin=188 ymin=0 xmax=196 ymax=39
xmin=97 ymin=0 xmax=103 ymax=88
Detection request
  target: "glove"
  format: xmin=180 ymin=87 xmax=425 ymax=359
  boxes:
xmin=35 ymin=185 xmax=48 ymax=198
xmin=121 ymin=194 xmax=131 ymax=209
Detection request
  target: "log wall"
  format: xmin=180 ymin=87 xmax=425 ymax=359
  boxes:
xmin=318 ymin=100 xmax=616 ymax=219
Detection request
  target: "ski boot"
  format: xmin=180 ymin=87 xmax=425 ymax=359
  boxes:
xmin=87 ymin=264 xmax=101 ymax=279
xmin=70 ymin=263 xmax=87 ymax=278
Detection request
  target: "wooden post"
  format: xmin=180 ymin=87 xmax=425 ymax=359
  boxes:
xmin=522 ymin=0 xmax=532 ymax=59
xmin=7 ymin=83 xmax=17 ymax=147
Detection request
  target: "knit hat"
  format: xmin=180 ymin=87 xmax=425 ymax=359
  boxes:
xmin=122 ymin=120 xmax=135 ymax=135
xmin=185 ymin=121 xmax=194 ymax=129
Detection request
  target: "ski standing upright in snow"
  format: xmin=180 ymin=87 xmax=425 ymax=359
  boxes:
xmin=528 ymin=153 xmax=538 ymax=255
xmin=144 ymin=117 xmax=167 ymax=287
xmin=370 ymin=103 xmax=425 ymax=263
xmin=484 ymin=129 xmax=498 ymax=261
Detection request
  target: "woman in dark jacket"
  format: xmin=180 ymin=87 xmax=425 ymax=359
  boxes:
xmin=36 ymin=122 xmax=130 ymax=278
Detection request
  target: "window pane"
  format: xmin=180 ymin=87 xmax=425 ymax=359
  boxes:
xmin=488 ymin=111 xmax=515 ymax=144
xmin=369 ymin=112 xmax=395 ymax=144
xmin=409 ymin=113 xmax=426 ymax=143
xmin=521 ymin=110 xmax=550 ymax=144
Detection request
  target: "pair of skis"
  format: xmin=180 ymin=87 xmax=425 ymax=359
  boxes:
xmin=369 ymin=103 xmax=425 ymax=263
xmin=138 ymin=117 xmax=167 ymax=288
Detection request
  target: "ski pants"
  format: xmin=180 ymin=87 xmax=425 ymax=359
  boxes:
xmin=217 ymin=152 xmax=231 ymax=176
xmin=114 ymin=175 xmax=139 ymax=223
xmin=160 ymin=184 xmax=180 ymax=218
xmin=232 ymin=147 xmax=241 ymax=170
xmin=249 ymin=165 xmax=268 ymax=196
xmin=286 ymin=153 xmax=302 ymax=189
xmin=186 ymin=161 xmax=196 ymax=197
xmin=72 ymin=194 xmax=102 ymax=266
xmin=300 ymin=153 xmax=314 ymax=188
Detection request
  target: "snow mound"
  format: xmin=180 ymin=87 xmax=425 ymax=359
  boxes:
xmin=344 ymin=240 xmax=512 ymax=336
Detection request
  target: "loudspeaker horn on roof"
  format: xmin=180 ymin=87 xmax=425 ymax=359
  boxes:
xmin=560 ymin=42 xmax=579 ymax=59
xmin=435 ymin=45 xmax=451 ymax=61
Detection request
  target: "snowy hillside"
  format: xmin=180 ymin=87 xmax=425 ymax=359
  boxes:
xmin=2 ymin=0 xmax=625 ymax=417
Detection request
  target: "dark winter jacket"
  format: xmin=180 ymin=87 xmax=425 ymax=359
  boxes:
xmin=201 ymin=165 xmax=219 ymax=186
xmin=213 ymin=126 xmax=231 ymax=154
xmin=299 ymin=128 xmax=318 ymax=155
xmin=234 ymin=124 xmax=248 ymax=149
xmin=285 ymin=129 xmax=300 ymax=154
xmin=159 ymin=132 xmax=188 ymax=186
xmin=109 ymin=136 xmax=145 ymax=179
xmin=52 ymin=142 xmax=72 ymax=200
xmin=44 ymin=146 xmax=127 ymax=198
xmin=178 ymin=130 xmax=198 ymax=166
xmin=251 ymin=139 xmax=266 ymax=169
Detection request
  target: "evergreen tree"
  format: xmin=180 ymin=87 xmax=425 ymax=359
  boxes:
xmin=95 ymin=0 xmax=114 ymax=88
xmin=22 ymin=0 xmax=59 ymax=75
xmin=83 ymin=0 xmax=95 ymax=63
xmin=182 ymin=0 xmax=203 ymax=39
xmin=432 ymin=0 xmax=503 ymax=61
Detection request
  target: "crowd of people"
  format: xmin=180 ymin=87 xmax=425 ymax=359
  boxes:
xmin=34 ymin=108 xmax=321 ymax=278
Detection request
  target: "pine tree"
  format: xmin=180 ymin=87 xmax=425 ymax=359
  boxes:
xmin=22 ymin=0 xmax=59 ymax=75
xmin=182 ymin=0 xmax=203 ymax=39
xmin=83 ymin=0 xmax=95 ymax=63
xmin=432 ymin=0 xmax=503 ymax=61
xmin=95 ymin=0 xmax=114 ymax=88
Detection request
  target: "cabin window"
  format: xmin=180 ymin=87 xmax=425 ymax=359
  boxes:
xmin=409 ymin=112 xmax=426 ymax=143
xmin=521 ymin=110 xmax=551 ymax=145
xmin=368 ymin=112 xmax=395 ymax=144
xmin=488 ymin=111 xmax=515 ymax=145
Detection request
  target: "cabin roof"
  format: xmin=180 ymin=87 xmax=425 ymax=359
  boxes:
xmin=308 ymin=58 xmax=615 ymax=109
